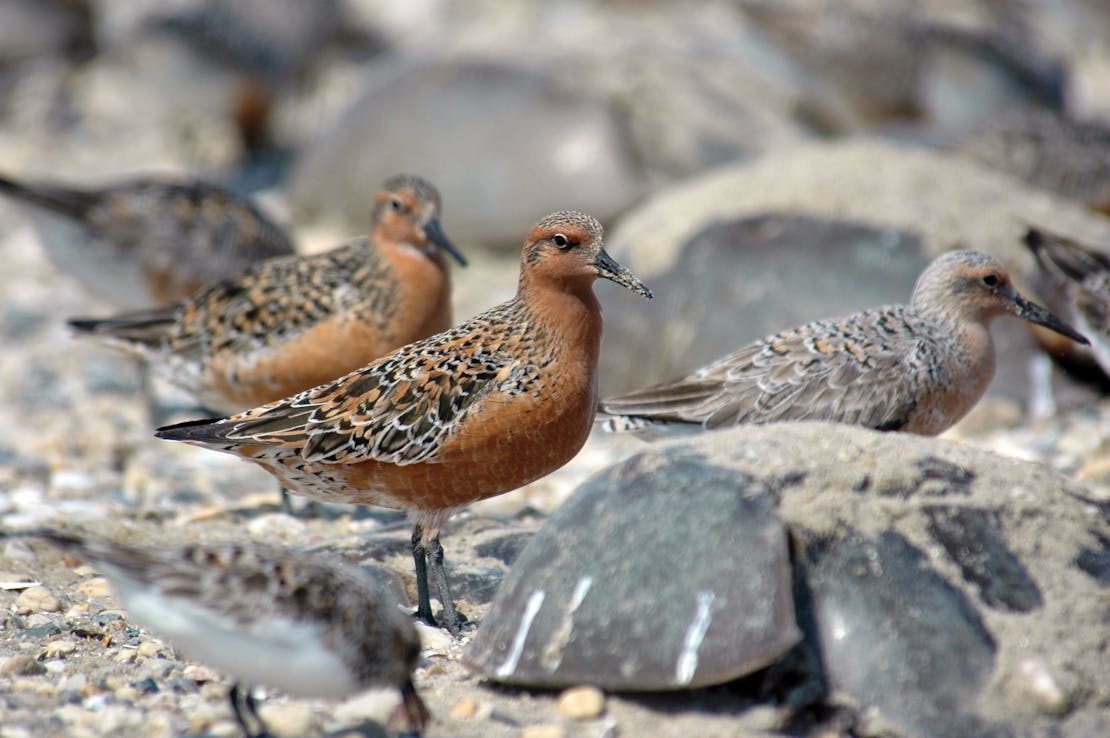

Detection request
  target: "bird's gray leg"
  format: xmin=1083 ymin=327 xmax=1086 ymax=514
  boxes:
xmin=228 ymin=683 xmax=271 ymax=738
xmin=411 ymin=524 xmax=435 ymax=627
xmin=426 ymin=532 xmax=466 ymax=636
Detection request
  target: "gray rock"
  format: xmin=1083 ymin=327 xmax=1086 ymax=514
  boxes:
xmin=590 ymin=422 xmax=1110 ymax=736
xmin=923 ymin=505 xmax=1043 ymax=612
xmin=796 ymin=529 xmax=1003 ymax=738
xmin=741 ymin=2 xmax=1065 ymax=136
xmin=599 ymin=140 xmax=1110 ymax=405
xmin=465 ymin=456 xmax=800 ymax=690
xmin=289 ymin=58 xmax=643 ymax=249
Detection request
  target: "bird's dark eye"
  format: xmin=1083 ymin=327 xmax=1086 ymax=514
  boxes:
xmin=552 ymin=233 xmax=571 ymax=249
xmin=389 ymin=198 xmax=404 ymax=212
xmin=982 ymin=274 xmax=999 ymax=287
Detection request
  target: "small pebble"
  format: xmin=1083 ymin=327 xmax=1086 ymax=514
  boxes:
xmin=114 ymin=650 xmax=138 ymax=665
xmin=182 ymin=664 xmax=220 ymax=683
xmin=735 ymin=704 xmax=786 ymax=731
xmin=137 ymin=641 xmax=165 ymax=659
xmin=257 ymin=702 xmax=316 ymax=738
xmin=143 ymin=658 xmax=178 ymax=679
xmin=1017 ymin=658 xmax=1076 ymax=715
xmin=557 ymin=685 xmax=606 ymax=720
xmin=0 ymin=654 xmax=46 ymax=677
xmin=42 ymin=639 xmax=78 ymax=659
xmin=75 ymin=577 xmax=113 ymax=599
xmin=132 ymin=677 xmax=160 ymax=695
xmin=114 ymin=686 xmax=141 ymax=702
xmin=83 ymin=693 xmax=111 ymax=711
xmin=414 ymin=621 xmax=455 ymax=652
xmin=14 ymin=586 xmax=62 ymax=614
xmin=449 ymin=697 xmax=480 ymax=719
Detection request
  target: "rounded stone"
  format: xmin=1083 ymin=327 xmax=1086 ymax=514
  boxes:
xmin=556 ymin=686 xmax=606 ymax=720
xmin=15 ymin=586 xmax=62 ymax=614
xmin=449 ymin=697 xmax=480 ymax=720
xmin=42 ymin=639 xmax=78 ymax=659
xmin=74 ymin=577 xmax=113 ymax=599
xmin=1014 ymin=658 xmax=1077 ymax=716
xmin=289 ymin=59 xmax=642 ymax=250
xmin=465 ymin=455 xmax=799 ymax=690
xmin=137 ymin=641 xmax=166 ymax=659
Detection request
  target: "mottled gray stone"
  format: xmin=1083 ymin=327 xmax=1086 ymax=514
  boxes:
xmin=598 ymin=423 xmax=1110 ymax=735
xmin=474 ymin=532 xmax=533 ymax=567
xmin=795 ymin=529 xmax=1003 ymax=738
xmin=289 ymin=59 xmax=643 ymax=249
xmin=465 ymin=457 xmax=799 ymax=689
xmin=923 ymin=505 xmax=1043 ymax=612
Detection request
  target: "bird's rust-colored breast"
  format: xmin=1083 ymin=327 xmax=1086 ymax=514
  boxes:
xmin=342 ymin=367 xmax=598 ymax=512
xmin=309 ymin=285 xmax=603 ymax=512
xmin=206 ymin=244 xmax=453 ymax=409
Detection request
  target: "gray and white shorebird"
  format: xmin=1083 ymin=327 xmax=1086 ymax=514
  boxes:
xmin=0 ymin=173 xmax=295 ymax=309
xmin=1023 ymin=226 xmax=1110 ymax=379
xmin=34 ymin=531 xmax=428 ymax=738
xmin=601 ymin=249 xmax=1089 ymax=436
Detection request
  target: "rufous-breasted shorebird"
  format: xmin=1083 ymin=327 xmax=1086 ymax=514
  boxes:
xmin=601 ymin=249 xmax=1087 ymax=436
xmin=71 ymin=174 xmax=464 ymax=515
xmin=68 ymin=174 xmax=466 ymax=415
xmin=32 ymin=530 xmax=428 ymax=737
xmin=0 ymin=173 xmax=295 ymax=309
xmin=155 ymin=211 xmax=652 ymax=634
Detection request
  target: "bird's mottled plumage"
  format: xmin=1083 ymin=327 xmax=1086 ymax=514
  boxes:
xmin=69 ymin=175 xmax=465 ymax=414
xmin=0 ymin=174 xmax=294 ymax=309
xmin=602 ymin=250 xmax=1088 ymax=436
xmin=36 ymin=531 xmax=428 ymax=736
xmin=157 ymin=210 xmax=652 ymax=632
xmin=1023 ymin=226 xmax=1110 ymax=377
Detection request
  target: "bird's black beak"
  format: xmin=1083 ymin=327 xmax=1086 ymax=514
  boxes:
xmin=1014 ymin=293 xmax=1089 ymax=345
xmin=594 ymin=248 xmax=653 ymax=299
xmin=424 ymin=217 xmax=467 ymax=267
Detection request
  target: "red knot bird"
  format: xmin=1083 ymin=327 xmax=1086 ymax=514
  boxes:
xmin=1023 ymin=226 xmax=1110 ymax=380
xmin=33 ymin=530 xmax=428 ymax=737
xmin=154 ymin=210 xmax=653 ymax=634
xmin=601 ymin=249 xmax=1087 ymax=436
xmin=68 ymin=174 xmax=465 ymax=415
xmin=0 ymin=173 xmax=295 ymax=309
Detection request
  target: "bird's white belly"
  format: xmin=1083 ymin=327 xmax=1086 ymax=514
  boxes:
xmin=119 ymin=585 xmax=359 ymax=698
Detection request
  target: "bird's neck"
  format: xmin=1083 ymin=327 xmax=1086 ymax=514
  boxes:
xmin=379 ymin=241 xmax=452 ymax=331
xmin=517 ymin=275 xmax=603 ymax=360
